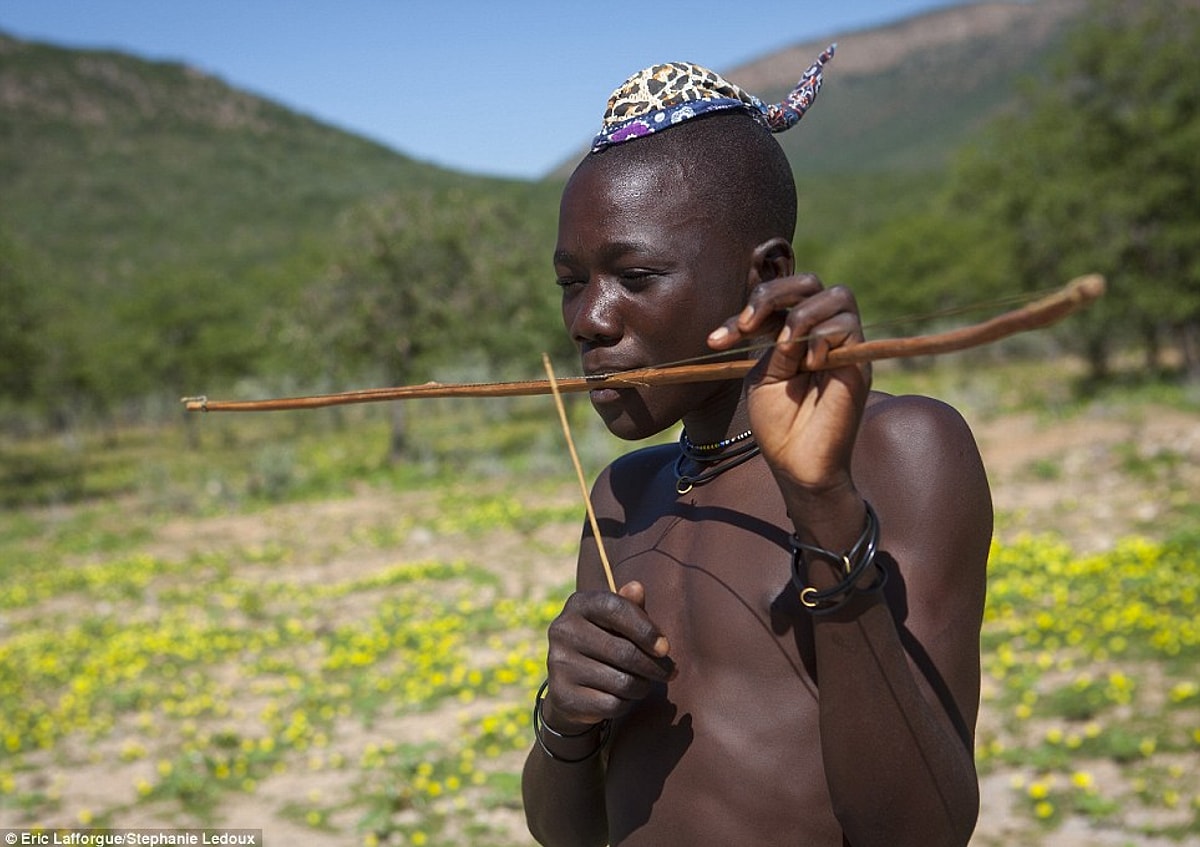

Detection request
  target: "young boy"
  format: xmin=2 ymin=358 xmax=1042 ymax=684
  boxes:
xmin=522 ymin=50 xmax=993 ymax=847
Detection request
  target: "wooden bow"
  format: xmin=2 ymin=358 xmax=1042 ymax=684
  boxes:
xmin=182 ymin=274 xmax=1104 ymax=413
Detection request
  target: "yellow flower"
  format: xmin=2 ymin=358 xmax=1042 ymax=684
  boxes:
xmin=1169 ymin=681 xmax=1198 ymax=703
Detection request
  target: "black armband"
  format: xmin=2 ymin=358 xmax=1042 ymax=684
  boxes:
xmin=532 ymin=680 xmax=611 ymax=763
xmin=790 ymin=501 xmax=887 ymax=615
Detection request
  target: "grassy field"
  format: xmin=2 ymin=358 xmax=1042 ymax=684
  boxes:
xmin=1 ymin=358 xmax=1198 ymax=846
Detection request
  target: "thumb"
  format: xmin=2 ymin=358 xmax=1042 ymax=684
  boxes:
xmin=618 ymin=581 xmax=671 ymax=659
xmin=618 ymin=580 xmax=646 ymax=608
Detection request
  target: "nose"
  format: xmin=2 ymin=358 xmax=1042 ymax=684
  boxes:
xmin=564 ymin=279 xmax=622 ymax=348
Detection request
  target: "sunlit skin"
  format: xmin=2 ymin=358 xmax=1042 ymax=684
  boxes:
xmin=553 ymin=158 xmax=754 ymax=443
xmin=522 ymin=132 xmax=993 ymax=847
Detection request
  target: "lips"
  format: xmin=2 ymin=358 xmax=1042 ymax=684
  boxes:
xmin=581 ymin=360 xmax=642 ymax=404
xmin=581 ymin=356 xmax=641 ymax=381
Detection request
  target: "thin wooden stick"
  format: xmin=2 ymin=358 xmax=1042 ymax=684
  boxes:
xmin=543 ymin=353 xmax=617 ymax=593
xmin=182 ymin=274 xmax=1105 ymax=413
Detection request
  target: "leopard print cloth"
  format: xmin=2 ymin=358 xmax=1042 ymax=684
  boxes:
xmin=591 ymin=44 xmax=835 ymax=152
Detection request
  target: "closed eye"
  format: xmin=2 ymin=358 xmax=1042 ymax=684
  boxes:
xmin=618 ymin=268 xmax=661 ymax=291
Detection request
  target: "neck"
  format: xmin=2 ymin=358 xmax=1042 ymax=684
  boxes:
xmin=680 ymin=381 xmax=750 ymax=446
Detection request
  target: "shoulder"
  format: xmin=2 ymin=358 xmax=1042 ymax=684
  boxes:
xmin=859 ymin=391 xmax=983 ymax=472
xmin=591 ymin=441 xmax=678 ymax=513
xmin=854 ymin=391 xmax=992 ymax=559
xmin=606 ymin=440 xmax=679 ymax=478
xmin=863 ymin=389 xmax=973 ymax=433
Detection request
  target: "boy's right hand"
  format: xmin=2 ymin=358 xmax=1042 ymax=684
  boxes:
xmin=541 ymin=580 xmax=675 ymax=732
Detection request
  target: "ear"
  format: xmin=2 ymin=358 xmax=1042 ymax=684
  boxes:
xmin=747 ymin=237 xmax=795 ymax=294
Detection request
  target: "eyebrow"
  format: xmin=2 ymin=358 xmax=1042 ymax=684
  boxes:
xmin=554 ymin=240 xmax=660 ymax=267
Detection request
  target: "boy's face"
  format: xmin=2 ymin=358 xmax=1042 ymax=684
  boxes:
xmin=555 ymin=153 xmax=751 ymax=440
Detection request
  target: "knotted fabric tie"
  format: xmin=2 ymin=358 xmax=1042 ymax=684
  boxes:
xmin=591 ymin=44 xmax=835 ymax=152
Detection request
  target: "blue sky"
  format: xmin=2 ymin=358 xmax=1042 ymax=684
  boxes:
xmin=1 ymin=0 xmax=974 ymax=179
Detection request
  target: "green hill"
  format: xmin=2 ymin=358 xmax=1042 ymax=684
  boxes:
xmin=550 ymin=1 xmax=1088 ymax=254
xmin=0 ymin=32 xmax=553 ymax=416
xmin=0 ymin=33 xmax=494 ymax=278
xmin=0 ymin=1 xmax=1090 ymax=423
xmin=747 ymin=0 xmax=1086 ymax=175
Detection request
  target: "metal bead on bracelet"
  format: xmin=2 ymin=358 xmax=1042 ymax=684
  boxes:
xmin=790 ymin=501 xmax=887 ymax=614
xmin=532 ymin=680 xmax=612 ymax=763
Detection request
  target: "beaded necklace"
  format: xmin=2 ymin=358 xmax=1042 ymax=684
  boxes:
xmin=681 ymin=428 xmax=755 ymax=454
xmin=674 ymin=429 xmax=761 ymax=494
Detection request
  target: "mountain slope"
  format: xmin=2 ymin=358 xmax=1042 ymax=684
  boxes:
xmin=0 ymin=32 xmax=548 ymax=411
xmin=0 ymin=1 xmax=1094 ymax=416
xmin=758 ymin=0 xmax=1087 ymax=175
xmin=551 ymin=0 xmax=1087 ymax=179
xmin=0 ymin=32 xmax=496 ymax=286
xmin=1 ymin=0 xmax=1090 ymax=299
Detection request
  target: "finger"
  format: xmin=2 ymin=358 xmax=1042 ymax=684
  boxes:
xmin=616 ymin=581 xmax=672 ymax=656
xmin=556 ymin=655 xmax=662 ymax=704
xmin=797 ymin=312 xmax=861 ymax=371
xmin=545 ymin=666 xmax=656 ymax=726
xmin=739 ymin=273 xmax=826 ymax=337
xmin=606 ymin=585 xmax=671 ymax=658
xmin=617 ymin=580 xmax=665 ymax=655
xmin=552 ymin=592 xmax=673 ymax=673
xmin=707 ymin=310 xmax=785 ymax=350
xmin=760 ymin=286 xmax=862 ymax=380
xmin=707 ymin=273 xmax=823 ymax=349
xmin=546 ymin=634 xmax=671 ymax=723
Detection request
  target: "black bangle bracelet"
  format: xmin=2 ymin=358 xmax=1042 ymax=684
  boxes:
xmin=532 ymin=680 xmax=611 ymax=763
xmin=791 ymin=501 xmax=887 ymax=614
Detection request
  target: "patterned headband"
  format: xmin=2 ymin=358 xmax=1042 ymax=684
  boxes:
xmin=591 ymin=43 xmax=836 ymax=152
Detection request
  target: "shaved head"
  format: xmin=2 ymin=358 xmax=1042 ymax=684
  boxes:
xmin=573 ymin=111 xmax=797 ymax=253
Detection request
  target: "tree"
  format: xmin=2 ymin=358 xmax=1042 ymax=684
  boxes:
xmin=0 ymin=231 xmax=42 ymax=402
xmin=946 ymin=0 xmax=1200 ymax=379
xmin=118 ymin=267 xmax=268 ymax=404
xmin=298 ymin=185 xmax=561 ymax=460
xmin=824 ymin=199 xmax=1018 ymax=337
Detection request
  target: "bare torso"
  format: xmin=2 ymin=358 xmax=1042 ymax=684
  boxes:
xmin=595 ymin=442 xmax=841 ymax=845
xmin=530 ymin=385 xmax=991 ymax=847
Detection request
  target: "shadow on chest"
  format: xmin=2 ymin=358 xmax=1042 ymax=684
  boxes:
xmin=608 ymin=484 xmax=817 ymax=680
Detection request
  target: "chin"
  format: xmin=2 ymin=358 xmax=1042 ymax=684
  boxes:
xmin=592 ymin=395 xmax=676 ymax=443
